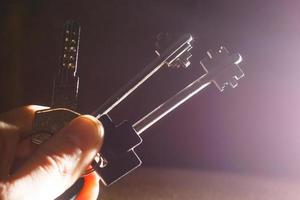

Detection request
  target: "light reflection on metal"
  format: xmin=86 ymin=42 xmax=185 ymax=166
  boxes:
xmin=133 ymin=46 xmax=245 ymax=135
xmin=133 ymin=81 xmax=211 ymax=135
xmin=92 ymin=34 xmax=194 ymax=118
xmin=30 ymin=29 xmax=246 ymax=185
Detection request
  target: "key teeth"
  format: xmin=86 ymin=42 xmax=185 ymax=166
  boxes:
xmin=229 ymin=78 xmax=238 ymax=88
xmin=215 ymin=67 xmax=243 ymax=92
xmin=219 ymin=46 xmax=229 ymax=53
xmin=168 ymin=47 xmax=193 ymax=69
xmin=213 ymin=80 xmax=226 ymax=92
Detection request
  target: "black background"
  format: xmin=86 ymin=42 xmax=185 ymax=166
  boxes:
xmin=1 ymin=0 xmax=300 ymax=177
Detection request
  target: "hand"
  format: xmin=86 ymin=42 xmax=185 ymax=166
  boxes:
xmin=0 ymin=105 xmax=104 ymax=200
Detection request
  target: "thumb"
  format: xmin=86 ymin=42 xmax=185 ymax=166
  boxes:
xmin=6 ymin=115 xmax=104 ymax=200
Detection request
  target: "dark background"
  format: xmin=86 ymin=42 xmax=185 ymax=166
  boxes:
xmin=1 ymin=0 xmax=300 ymax=178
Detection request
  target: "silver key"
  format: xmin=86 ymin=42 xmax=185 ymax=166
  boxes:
xmin=133 ymin=46 xmax=244 ymax=135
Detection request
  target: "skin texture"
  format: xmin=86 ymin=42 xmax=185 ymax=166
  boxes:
xmin=0 ymin=105 xmax=104 ymax=200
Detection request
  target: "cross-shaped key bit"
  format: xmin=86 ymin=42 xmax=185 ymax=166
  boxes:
xmin=200 ymin=46 xmax=244 ymax=92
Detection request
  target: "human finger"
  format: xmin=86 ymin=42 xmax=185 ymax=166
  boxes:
xmin=0 ymin=105 xmax=48 ymax=180
xmin=5 ymin=115 xmax=104 ymax=200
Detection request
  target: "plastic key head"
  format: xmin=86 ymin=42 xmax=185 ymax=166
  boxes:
xmin=94 ymin=115 xmax=143 ymax=186
xmin=200 ymin=46 xmax=244 ymax=92
xmin=95 ymin=149 xmax=142 ymax=186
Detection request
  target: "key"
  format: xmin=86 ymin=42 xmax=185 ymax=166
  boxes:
xmin=133 ymin=46 xmax=244 ymax=134
xmin=32 ymin=20 xmax=81 ymax=145
xmin=31 ymin=33 xmax=194 ymax=185
xmin=31 ymin=34 xmax=245 ymax=186
xmin=92 ymin=46 xmax=244 ymax=185
xmin=88 ymin=46 xmax=244 ymax=185
xmin=92 ymin=33 xmax=193 ymax=116
xmin=32 ymin=33 xmax=193 ymax=145
xmin=52 ymin=20 xmax=80 ymax=109
xmin=32 ymin=21 xmax=85 ymax=200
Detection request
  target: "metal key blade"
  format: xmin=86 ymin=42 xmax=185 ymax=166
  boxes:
xmin=32 ymin=21 xmax=81 ymax=145
xmin=133 ymin=46 xmax=244 ymax=135
xmin=52 ymin=20 xmax=81 ymax=110
xmin=92 ymin=34 xmax=193 ymax=118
